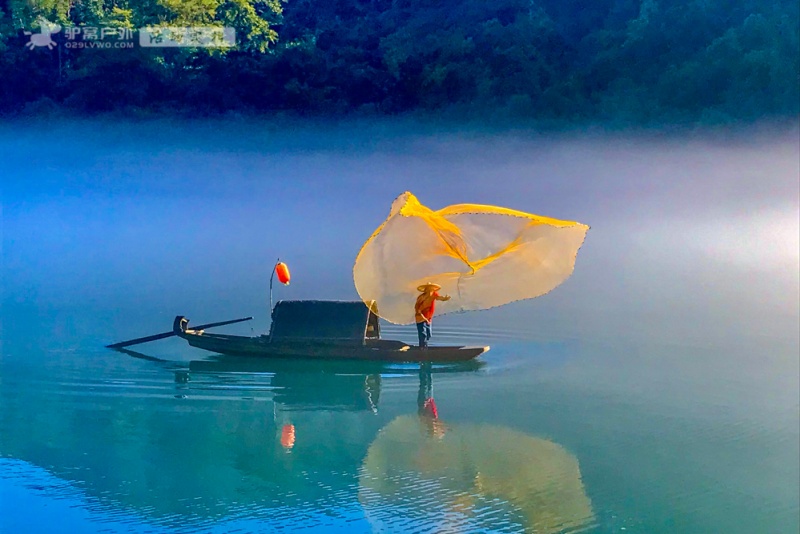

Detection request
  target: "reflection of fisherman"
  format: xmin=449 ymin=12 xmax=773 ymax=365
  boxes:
xmin=417 ymin=363 xmax=445 ymax=438
xmin=417 ymin=363 xmax=434 ymax=415
xmin=415 ymin=283 xmax=450 ymax=348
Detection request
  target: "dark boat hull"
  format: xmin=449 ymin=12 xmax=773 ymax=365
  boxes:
xmin=177 ymin=331 xmax=488 ymax=362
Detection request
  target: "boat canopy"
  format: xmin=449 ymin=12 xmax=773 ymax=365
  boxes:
xmin=269 ymin=300 xmax=380 ymax=343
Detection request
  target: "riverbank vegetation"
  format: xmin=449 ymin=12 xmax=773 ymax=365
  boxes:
xmin=1 ymin=0 xmax=797 ymax=125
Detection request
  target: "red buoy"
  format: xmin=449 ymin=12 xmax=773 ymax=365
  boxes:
xmin=276 ymin=262 xmax=290 ymax=285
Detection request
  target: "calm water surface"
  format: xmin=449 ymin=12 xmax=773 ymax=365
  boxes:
xmin=1 ymin=119 xmax=798 ymax=533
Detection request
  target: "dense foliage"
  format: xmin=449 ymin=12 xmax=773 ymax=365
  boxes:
xmin=1 ymin=0 xmax=797 ymax=124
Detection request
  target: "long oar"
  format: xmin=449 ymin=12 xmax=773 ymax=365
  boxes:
xmin=107 ymin=316 xmax=253 ymax=349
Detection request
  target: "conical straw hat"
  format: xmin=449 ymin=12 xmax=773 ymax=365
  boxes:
xmin=416 ymin=282 xmax=441 ymax=292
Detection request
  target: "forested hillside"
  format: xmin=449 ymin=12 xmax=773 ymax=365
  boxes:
xmin=1 ymin=0 xmax=797 ymax=124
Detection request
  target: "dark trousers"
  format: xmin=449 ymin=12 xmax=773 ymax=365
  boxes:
xmin=416 ymin=321 xmax=431 ymax=347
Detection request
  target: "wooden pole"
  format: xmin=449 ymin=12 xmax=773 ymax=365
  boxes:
xmin=269 ymin=258 xmax=279 ymax=313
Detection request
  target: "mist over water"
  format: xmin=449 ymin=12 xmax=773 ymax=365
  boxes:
xmin=3 ymin=119 xmax=797 ymax=348
xmin=1 ymin=118 xmax=798 ymax=533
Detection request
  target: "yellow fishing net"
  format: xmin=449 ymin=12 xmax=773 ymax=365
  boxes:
xmin=353 ymin=192 xmax=589 ymax=324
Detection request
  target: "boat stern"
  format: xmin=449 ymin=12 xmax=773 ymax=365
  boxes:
xmin=173 ymin=316 xmax=189 ymax=336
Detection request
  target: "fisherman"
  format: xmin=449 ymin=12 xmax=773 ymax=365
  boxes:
xmin=415 ymin=283 xmax=451 ymax=349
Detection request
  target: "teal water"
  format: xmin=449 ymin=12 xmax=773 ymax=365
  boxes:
xmin=1 ymin=119 xmax=798 ymax=533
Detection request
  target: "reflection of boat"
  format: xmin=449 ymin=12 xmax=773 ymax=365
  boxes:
xmin=187 ymin=356 xmax=384 ymax=412
xmin=183 ymin=356 xmax=485 ymax=413
xmin=174 ymin=300 xmax=489 ymax=362
xmin=186 ymin=354 xmax=485 ymax=375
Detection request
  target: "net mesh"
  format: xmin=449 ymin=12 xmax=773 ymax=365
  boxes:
xmin=353 ymin=192 xmax=589 ymax=324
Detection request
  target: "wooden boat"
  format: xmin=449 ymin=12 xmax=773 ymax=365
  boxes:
xmin=173 ymin=300 xmax=489 ymax=363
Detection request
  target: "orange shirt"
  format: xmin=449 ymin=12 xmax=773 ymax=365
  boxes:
xmin=415 ymin=291 xmax=441 ymax=323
